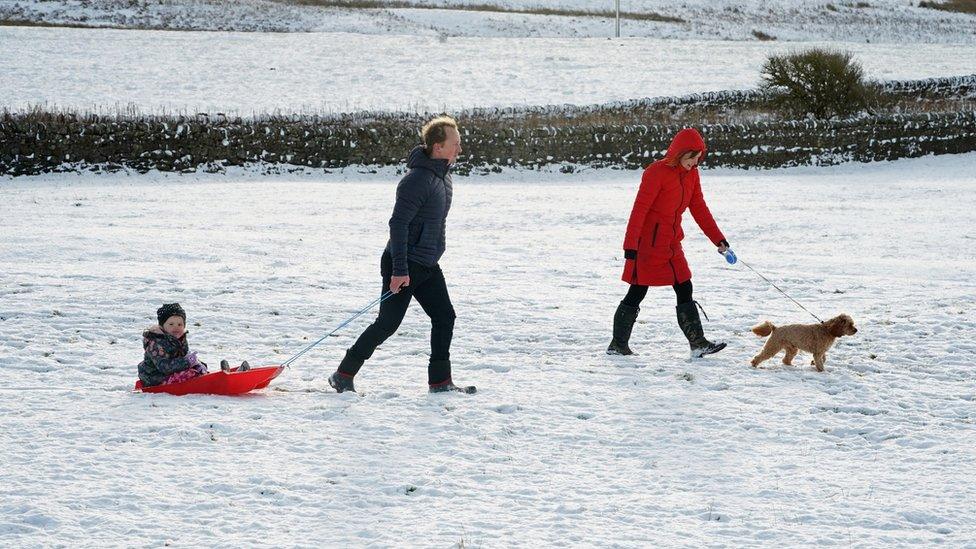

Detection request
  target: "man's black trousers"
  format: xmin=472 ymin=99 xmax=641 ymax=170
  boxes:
xmin=341 ymin=250 xmax=456 ymax=384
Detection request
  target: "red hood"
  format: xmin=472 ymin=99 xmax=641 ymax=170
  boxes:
xmin=665 ymin=128 xmax=707 ymax=165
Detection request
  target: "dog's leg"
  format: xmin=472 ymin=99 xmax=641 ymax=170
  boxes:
xmin=813 ymin=353 xmax=826 ymax=372
xmin=751 ymin=339 xmax=782 ymax=368
xmin=782 ymin=345 xmax=798 ymax=366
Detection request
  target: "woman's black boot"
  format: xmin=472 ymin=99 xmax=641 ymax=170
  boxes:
xmin=675 ymin=301 xmax=726 ymax=358
xmin=607 ymin=302 xmax=640 ymax=355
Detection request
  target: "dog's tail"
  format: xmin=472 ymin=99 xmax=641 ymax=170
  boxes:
xmin=751 ymin=320 xmax=775 ymax=337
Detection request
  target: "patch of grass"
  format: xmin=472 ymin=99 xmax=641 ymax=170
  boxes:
xmin=0 ymin=18 xmax=101 ymax=29
xmin=276 ymin=0 xmax=686 ymax=23
xmin=5 ymin=0 xmax=685 ymax=32
xmin=919 ymin=0 xmax=976 ymax=14
xmin=752 ymin=29 xmax=776 ymax=41
xmin=0 ymin=16 xmax=301 ymax=33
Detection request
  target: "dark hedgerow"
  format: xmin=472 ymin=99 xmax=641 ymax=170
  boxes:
xmin=760 ymin=48 xmax=877 ymax=119
xmin=2 ymin=75 xmax=974 ymax=177
xmin=919 ymin=0 xmax=976 ymax=15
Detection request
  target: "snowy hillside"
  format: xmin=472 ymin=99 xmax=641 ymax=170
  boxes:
xmin=375 ymin=0 xmax=976 ymax=41
xmin=1 ymin=153 xmax=974 ymax=546
xmin=2 ymin=0 xmax=976 ymax=41
xmin=4 ymin=25 xmax=976 ymax=115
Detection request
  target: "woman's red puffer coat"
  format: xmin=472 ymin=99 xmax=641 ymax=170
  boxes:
xmin=621 ymin=128 xmax=725 ymax=287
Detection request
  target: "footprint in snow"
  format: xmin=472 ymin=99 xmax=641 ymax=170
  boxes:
xmin=494 ymin=404 xmax=520 ymax=414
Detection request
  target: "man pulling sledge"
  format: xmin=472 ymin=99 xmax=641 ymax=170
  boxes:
xmin=327 ymin=116 xmax=476 ymax=395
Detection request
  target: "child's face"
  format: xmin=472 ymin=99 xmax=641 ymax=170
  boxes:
xmin=162 ymin=315 xmax=185 ymax=338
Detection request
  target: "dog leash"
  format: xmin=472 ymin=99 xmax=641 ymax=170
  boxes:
xmin=720 ymin=249 xmax=824 ymax=323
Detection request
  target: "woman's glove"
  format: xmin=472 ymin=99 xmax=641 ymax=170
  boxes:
xmin=717 ymin=240 xmax=737 ymax=264
xmin=624 ymin=249 xmax=637 ymax=260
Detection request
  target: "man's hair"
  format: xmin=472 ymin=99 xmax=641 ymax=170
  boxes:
xmin=421 ymin=116 xmax=458 ymax=154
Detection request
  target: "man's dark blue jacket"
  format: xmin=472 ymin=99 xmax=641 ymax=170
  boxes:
xmin=385 ymin=145 xmax=453 ymax=276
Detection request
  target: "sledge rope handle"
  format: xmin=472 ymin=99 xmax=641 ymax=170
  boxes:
xmin=736 ymin=258 xmax=824 ymax=324
xmin=281 ymin=290 xmax=396 ymax=368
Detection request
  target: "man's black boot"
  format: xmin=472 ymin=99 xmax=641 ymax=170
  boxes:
xmin=428 ymin=359 xmax=476 ymax=394
xmin=329 ymin=351 xmax=363 ymax=393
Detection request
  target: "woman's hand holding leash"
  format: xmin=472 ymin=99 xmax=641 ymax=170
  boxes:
xmin=717 ymin=239 xmax=736 ymax=264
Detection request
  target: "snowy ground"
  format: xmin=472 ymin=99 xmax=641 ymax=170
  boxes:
xmin=4 ymin=26 xmax=976 ymax=115
xmin=376 ymin=0 xmax=976 ymax=42
xmin=3 ymin=0 xmax=976 ymax=42
xmin=1 ymin=153 xmax=975 ymax=546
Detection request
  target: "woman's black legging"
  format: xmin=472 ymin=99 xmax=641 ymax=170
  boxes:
xmin=623 ymin=280 xmax=693 ymax=307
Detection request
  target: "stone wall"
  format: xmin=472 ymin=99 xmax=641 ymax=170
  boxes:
xmin=2 ymin=76 xmax=975 ymax=177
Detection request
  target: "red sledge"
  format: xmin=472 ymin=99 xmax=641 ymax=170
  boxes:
xmin=134 ymin=365 xmax=284 ymax=396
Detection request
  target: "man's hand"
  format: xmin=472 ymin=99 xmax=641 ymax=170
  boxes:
xmin=390 ymin=275 xmax=410 ymax=294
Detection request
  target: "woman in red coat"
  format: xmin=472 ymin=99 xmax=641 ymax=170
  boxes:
xmin=608 ymin=128 xmax=730 ymax=358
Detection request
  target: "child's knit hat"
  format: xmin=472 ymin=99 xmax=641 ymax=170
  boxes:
xmin=157 ymin=303 xmax=186 ymax=326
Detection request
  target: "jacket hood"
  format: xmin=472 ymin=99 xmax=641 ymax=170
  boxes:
xmin=665 ymin=128 xmax=708 ymax=165
xmin=407 ymin=145 xmax=450 ymax=178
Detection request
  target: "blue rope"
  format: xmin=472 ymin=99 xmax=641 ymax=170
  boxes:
xmin=281 ymin=290 xmax=395 ymax=368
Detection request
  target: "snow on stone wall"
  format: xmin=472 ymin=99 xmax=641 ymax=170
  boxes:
xmin=2 ymin=76 xmax=975 ymax=177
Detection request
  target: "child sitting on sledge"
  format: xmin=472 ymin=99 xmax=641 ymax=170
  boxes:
xmin=137 ymin=303 xmax=208 ymax=387
xmin=138 ymin=303 xmax=253 ymax=387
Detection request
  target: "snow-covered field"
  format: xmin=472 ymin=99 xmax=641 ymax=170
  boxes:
xmin=2 ymin=154 xmax=975 ymax=546
xmin=4 ymin=26 xmax=976 ymax=114
xmin=377 ymin=0 xmax=976 ymax=42
xmin=3 ymin=0 xmax=976 ymax=42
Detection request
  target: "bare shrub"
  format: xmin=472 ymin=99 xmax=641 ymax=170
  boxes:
xmin=761 ymin=48 xmax=877 ymax=119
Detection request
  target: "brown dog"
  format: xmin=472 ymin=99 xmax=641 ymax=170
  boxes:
xmin=750 ymin=314 xmax=857 ymax=372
